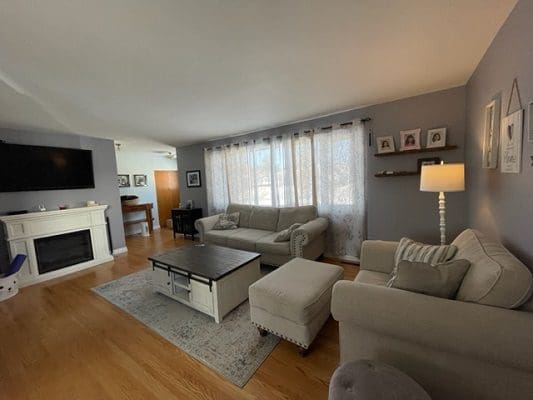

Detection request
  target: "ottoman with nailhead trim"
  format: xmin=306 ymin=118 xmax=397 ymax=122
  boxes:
xmin=329 ymin=360 xmax=431 ymax=400
xmin=249 ymin=257 xmax=343 ymax=355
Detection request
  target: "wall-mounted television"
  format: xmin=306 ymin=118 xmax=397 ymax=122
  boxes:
xmin=0 ymin=142 xmax=95 ymax=192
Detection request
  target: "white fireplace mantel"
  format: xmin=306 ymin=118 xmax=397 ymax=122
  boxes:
xmin=0 ymin=205 xmax=114 ymax=287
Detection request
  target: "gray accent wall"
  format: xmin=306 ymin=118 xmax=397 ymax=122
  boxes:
xmin=0 ymin=128 xmax=126 ymax=256
xmin=465 ymin=0 xmax=533 ymax=268
xmin=177 ymin=86 xmax=467 ymax=244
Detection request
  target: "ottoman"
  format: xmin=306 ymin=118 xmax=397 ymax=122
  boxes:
xmin=249 ymin=257 xmax=343 ymax=354
xmin=329 ymin=360 xmax=431 ymax=400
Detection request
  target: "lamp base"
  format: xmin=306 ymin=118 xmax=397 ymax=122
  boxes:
xmin=438 ymin=191 xmax=446 ymax=245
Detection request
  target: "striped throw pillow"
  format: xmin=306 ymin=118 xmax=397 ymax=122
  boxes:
xmin=394 ymin=237 xmax=457 ymax=268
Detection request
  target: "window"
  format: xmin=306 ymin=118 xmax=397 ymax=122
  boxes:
xmin=204 ymin=122 xmax=365 ymax=258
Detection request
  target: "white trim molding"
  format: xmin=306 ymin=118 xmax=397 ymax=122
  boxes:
xmin=113 ymin=246 xmax=128 ymax=255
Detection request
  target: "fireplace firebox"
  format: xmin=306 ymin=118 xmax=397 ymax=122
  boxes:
xmin=35 ymin=230 xmax=94 ymax=274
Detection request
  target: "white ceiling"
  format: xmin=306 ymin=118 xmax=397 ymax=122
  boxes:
xmin=0 ymin=0 xmax=517 ymax=146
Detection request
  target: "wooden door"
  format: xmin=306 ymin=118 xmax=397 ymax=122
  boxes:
xmin=154 ymin=170 xmax=179 ymax=228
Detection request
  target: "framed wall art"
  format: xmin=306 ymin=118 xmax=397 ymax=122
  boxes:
xmin=399 ymin=129 xmax=421 ymax=151
xmin=134 ymin=174 xmax=147 ymax=187
xmin=186 ymin=170 xmax=202 ymax=188
xmin=482 ymin=99 xmax=500 ymax=169
xmin=376 ymin=136 xmax=395 ymax=154
xmin=426 ymin=128 xmax=446 ymax=148
xmin=500 ymin=109 xmax=523 ymax=173
xmin=118 ymin=174 xmax=130 ymax=188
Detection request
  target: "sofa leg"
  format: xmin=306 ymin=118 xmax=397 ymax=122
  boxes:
xmin=258 ymin=328 xmax=269 ymax=337
xmin=299 ymin=346 xmax=310 ymax=357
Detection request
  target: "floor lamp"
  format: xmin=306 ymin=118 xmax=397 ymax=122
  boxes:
xmin=420 ymin=162 xmax=465 ymax=245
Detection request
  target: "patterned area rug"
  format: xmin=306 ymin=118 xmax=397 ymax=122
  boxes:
xmin=92 ymin=268 xmax=279 ymax=387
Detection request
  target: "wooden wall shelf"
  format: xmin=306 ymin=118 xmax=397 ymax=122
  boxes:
xmin=375 ymin=171 xmax=419 ymax=178
xmin=374 ymin=145 xmax=458 ymax=157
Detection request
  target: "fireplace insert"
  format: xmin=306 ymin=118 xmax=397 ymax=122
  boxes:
xmin=34 ymin=230 xmax=94 ymax=274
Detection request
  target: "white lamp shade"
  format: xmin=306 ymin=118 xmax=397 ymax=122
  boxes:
xmin=420 ymin=163 xmax=465 ymax=192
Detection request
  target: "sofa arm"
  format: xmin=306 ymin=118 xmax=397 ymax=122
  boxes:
xmin=194 ymin=214 xmax=221 ymax=242
xmin=331 ymin=281 xmax=533 ymax=373
xmin=290 ymin=217 xmax=328 ymax=257
xmin=360 ymin=240 xmax=398 ymax=274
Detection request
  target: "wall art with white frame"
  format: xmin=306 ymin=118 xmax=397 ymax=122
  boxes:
xmin=500 ymin=109 xmax=523 ymax=173
xmin=528 ymin=101 xmax=533 ymax=142
xmin=482 ymin=99 xmax=500 ymax=169
xmin=426 ymin=128 xmax=446 ymax=148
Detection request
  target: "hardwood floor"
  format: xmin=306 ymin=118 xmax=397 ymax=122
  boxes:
xmin=0 ymin=229 xmax=358 ymax=400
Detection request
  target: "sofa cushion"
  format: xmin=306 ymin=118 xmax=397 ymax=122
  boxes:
xmin=204 ymin=228 xmax=244 ymax=247
xmin=249 ymin=206 xmax=280 ymax=231
xmin=453 ymin=229 xmax=533 ymax=309
xmin=355 ymin=270 xmax=390 ymax=286
xmin=226 ymin=228 xmax=273 ymax=252
xmin=249 ymin=258 xmax=343 ymax=325
xmin=256 ymin=232 xmax=291 ymax=255
xmin=277 ymin=205 xmax=318 ymax=231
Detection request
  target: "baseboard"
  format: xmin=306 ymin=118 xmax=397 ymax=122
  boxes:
xmin=112 ymin=247 xmax=128 ymax=255
xmin=324 ymin=254 xmax=360 ymax=265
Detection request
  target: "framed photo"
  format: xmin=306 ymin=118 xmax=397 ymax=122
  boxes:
xmin=117 ymin=174 xmax=130 ymax=188
xmin=426 ymin=128 xmax=447 ymax=148
xmin=482 ymin=99 xmax=501 ymax=169
xmin=376 ymin=136 xmax=395 ymax=154
xmin=500 ymin=109 xmax=523 ymax=173
xmin=186 ymin=170 xmax=202 ymax=188
xmin=399 ymin=129 xmax=421 ymax=151
xmin=527 ymin=101 xmax=533 ymax=142
xmin=134 ymin=174 xmax=147 ymax=187
xmin=417 ymin=157 xmax=441 ymax=173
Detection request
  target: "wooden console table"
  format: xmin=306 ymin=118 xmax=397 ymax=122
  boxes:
xmin=122 ymin=203 xmax=154 ymax=233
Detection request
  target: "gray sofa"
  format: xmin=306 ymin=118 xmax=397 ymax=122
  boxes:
xmin=194 ymin=204 xmax=328 ymax=266
xmin=332 ymin=229 xmax=533 ymax=400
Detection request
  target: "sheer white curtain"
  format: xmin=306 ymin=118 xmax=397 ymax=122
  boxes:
xmin=204 ymin=122 xmax=365 ymax=258
xmin=313 ymin=122 xmax=365 ymax=258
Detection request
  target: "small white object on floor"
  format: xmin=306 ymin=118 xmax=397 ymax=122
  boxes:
xmin=0 ymin=274 xmax=19 ymax=302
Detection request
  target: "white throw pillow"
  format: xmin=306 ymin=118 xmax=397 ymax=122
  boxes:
xmin=394 ymin=237 xmax=457 ymax=267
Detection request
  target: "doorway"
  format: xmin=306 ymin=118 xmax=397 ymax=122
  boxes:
xmin=154 ymin=170 xmax=180 ymax=228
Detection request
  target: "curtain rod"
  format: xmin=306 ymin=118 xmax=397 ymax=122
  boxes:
xmin=204 ymin=117 xmax=372 ymax=151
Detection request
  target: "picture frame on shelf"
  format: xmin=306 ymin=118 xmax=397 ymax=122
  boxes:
xmin=399 ymin=129 xmax=421 ymax=151
xmin=186 ymin=170 xmax=202 ymax=188
xmin=376 ymin=136 xmax=395 ymax=154
xmin=482 ymin=99 xmax=500 ymax=169
xmin=118 ymin=174 xmax=130 ymax=188
xmin=500 ymin=109 xmax=523 ymax=173
xmin=426 ymin=128 xmax=447 ymax=148
xmin=134 ymin=174 xmax=147 ymax=187
xmin=417 ymin=157 xmax=441 ymax=173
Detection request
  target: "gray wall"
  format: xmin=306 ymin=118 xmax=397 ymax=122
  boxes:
xmin=0 ymin=128 xmax=126 ymax=256
xmin=177 ymin=86 xmax=467 ymax=244
xmin=465 ymin=0 xmax=533 ymax=268
xmin=176 ymin=145 xmax=208 ymax=214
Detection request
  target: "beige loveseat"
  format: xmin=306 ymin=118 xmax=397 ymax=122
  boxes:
xmin=332 ymin=229 xmax=533 ymax=400
xmin=194 ymin=204 xmax=328 ymax=266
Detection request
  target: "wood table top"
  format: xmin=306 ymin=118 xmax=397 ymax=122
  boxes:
xmin=148 ymin=244 xmax=260 ymax=281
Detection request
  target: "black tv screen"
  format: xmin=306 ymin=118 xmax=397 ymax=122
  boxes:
xmin=0 ymin=143 xmax=95 ymax=192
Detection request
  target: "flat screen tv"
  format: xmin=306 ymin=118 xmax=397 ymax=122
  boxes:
xmin=0 ymin=142 xmax=95 ymax=192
